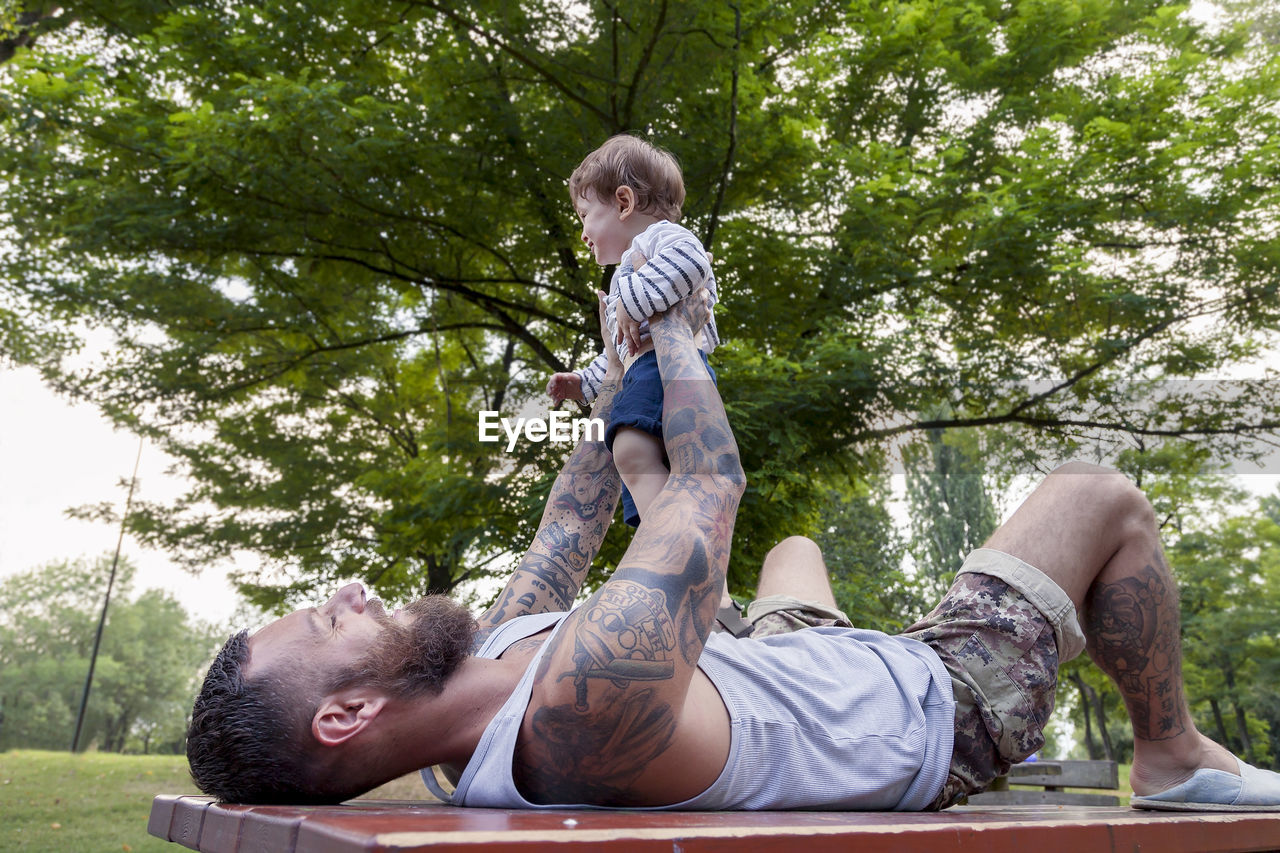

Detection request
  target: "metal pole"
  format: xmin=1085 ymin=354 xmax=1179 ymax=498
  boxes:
xmin=71 ymin=436 xmax=144 ymax=753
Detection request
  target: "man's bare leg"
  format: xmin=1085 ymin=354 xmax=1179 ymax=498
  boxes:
xmin=983 ymin=461 xmax=1238 ymax=795
xmin=756 ymin=536 xmax=839 ymax=608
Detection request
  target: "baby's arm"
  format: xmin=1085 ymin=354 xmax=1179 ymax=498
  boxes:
xmin=614 ymin=237 xmax=714 ymax=328
xmin=546 ymin=372 xmax=584 ymax=405
xmin=549 ymin=351 xmax=610 ymax=405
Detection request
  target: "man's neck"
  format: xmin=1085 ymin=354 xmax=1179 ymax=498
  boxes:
xmin=389 ymin=653 xmax=531 ymax=772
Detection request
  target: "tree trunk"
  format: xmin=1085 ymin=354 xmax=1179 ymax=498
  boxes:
xmin=1233 ymin=700 xmax=1254 ymax=761
xmin=1095 ymin=687 xmax=1114 ymax=761
xmin=1222 ymin=661 xmax=1254 ymax=759
xmin=1070 ymin=671 xmax=1100 ymax=760
xmin=0 ymin=9 xmax=62 ymax=65
xmin=1209 ymin=698 xmax=1234 ymax=751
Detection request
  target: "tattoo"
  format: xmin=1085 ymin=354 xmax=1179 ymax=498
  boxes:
xmin=552 ymin=490 xmax=605 ymax=521
xmin=538 ymin=523 xmax=590 ymax=573
xmin=520 ymin=688 xmax=676 ymax=804
xmin=502 ymin=635 xmax=547 ymax=659
xmin=480 ymin=440 xmax=621 ymax=627
xmin=486 ymin=552 xmax=578 ymax=622
xmin=515 ymin=580 xmax=680 ymax=803
xmin=1085 ymin=550 xmax=1188 ymax=741
xmin=620 ymin=538 xmax=720 ymax=665
xmin=561 ymin=580 xmax=677 ymax=711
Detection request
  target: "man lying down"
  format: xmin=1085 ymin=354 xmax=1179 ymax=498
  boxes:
xmin=187 ymin=293 xmax=1280 ymax=813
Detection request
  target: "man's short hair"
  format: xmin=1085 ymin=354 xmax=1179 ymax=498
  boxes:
xmin=569 ymin=134 xmax=686 ymax=222
xmin=187 ymin=596 xmax=477 ymax=804
xmin=186 ymin=631 xmax=336 ymax=803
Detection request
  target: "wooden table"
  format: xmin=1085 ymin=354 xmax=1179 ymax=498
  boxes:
xmin=150 ymin=794 xmax=1280 ymax=852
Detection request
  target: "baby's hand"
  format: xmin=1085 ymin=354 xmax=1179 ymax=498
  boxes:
xmin=547 ymin=372 xmax=583 ymax=405
xmin=616 ymin=309 xmax=645 ymax=355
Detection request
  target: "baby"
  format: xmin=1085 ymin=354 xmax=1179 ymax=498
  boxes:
xmin=547 ymin=134 xmax=719 ymax=529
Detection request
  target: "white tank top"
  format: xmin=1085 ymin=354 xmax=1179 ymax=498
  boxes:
xmin=421 ymin=610 xmax=954 ymax=811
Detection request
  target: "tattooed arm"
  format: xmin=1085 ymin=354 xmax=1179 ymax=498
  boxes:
xmin=476 ymin=293 xmax=625 ymax=632
xmin=519 ymin=291 xmax=746 ymax=804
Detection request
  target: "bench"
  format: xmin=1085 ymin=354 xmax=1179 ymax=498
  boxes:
xmin=149 ymin=794 xmax=1280 ymax=852
xmin=967 ymin=759 xmax=1120 ymax=806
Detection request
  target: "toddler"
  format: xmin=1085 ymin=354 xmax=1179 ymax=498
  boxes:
xmin=547 ymin=134 xmax=719 ymax=529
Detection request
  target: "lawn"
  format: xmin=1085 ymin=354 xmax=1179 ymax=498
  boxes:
xmin=1 ymin=749 xmax=201 ymax=852
xmin=0 ymin=749 xmax=428 ymax=852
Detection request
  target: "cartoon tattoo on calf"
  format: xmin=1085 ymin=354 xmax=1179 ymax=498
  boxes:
xmin=1085 ymin=550 xmax=1188 ymax=741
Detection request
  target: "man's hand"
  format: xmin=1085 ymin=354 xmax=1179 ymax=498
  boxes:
xmin=651 ymin=286 xmax=713 ymax=337
xmin=597 ymin=290 xmax=623 ymax=374
xmin=547 ymin=373 xmax=583 ymax=405
xmin=616 ymin=250 xmax=649 ymax=354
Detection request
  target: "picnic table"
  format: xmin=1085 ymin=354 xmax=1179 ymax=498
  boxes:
xmin=149 ymin=793 xmax=1280 ymax=852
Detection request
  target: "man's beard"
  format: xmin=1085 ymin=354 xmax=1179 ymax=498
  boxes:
xmin=329 ymin=595 xmax=478 ymax=699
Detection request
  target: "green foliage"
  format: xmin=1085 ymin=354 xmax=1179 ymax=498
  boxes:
xmin=0 ymin=556 xmax=221 ymax=753
xmin=904 ymin=424 xmax=999 ymax=598
xmin=1 ymin=0 xmax=1278 ymax=608
xmin=814 ymin=475 xmax=926 ymax=632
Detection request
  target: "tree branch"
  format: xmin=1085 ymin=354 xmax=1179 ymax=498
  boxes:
xmin=704 ymin=3 xmax=740 ymax=253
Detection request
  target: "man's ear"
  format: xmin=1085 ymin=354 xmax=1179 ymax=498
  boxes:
xmin=312 ymin=692 xmax=391 ymax=747
xmin=615 ymin=185 xmax=637 ymax=220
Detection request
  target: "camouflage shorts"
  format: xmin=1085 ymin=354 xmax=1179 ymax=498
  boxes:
xmin=742 ymin=594 xmax=854 ymax=637
xmin=902 ymin=548 xmax=1088 ymax=810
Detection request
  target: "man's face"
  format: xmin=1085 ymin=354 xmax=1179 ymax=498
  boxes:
xmin=243 ymin=581 xmax=476 ymax=701
xmin=245 ymin=584 xmax=476 ymax=698
xmin=574 ymin=188 xmax=631 ymax=265
xmin=244 ymin=583 xmax=400 ymax=682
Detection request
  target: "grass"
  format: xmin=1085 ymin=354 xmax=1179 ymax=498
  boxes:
xmin=0 ymin=749 xmax=431 ymax=852
xmin=1 ymin=749 xmax=201 ymax=853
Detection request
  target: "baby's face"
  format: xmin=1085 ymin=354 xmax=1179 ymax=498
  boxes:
xmin=574 ymin=189 xmax=631 ymax=265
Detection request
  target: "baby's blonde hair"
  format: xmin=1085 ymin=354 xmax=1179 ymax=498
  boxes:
xmin=569 ymin=135 xmax=685 ymax=222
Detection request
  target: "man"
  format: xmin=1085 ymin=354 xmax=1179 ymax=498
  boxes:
xmin=187 ymin=290 xmax=1280 ymax=812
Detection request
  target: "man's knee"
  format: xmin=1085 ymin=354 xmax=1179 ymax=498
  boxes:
xmin=758 ymin=536 xmax=836 ymax=604
xmin=764 ymin=536 xmax=824 ymax=568
xmin=1048 ymin=461 xmax=1155 ymax=533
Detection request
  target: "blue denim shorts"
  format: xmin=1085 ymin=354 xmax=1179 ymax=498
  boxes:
xmin=605 ymin=349 xmax=716 ymax=526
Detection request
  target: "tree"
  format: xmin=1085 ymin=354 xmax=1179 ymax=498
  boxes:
xmin=0 ymin=556 xmax=221 ymax=753
xmin=1172 ymin=501 xmax=1280 ymax=767
xmin=813 ymin=474 xmax=926 ymax=632
xmin=904 ymin=424 xmax=999 ymax=599
xmin=1 ymin=0 xmax=1277 ymax=610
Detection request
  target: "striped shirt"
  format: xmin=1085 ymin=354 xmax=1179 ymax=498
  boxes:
xmin=575 ymin=221 xmax=719 ymax=403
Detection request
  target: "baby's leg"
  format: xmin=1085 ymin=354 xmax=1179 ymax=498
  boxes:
xmin=611 ymin=427 xmax=669 ymax=521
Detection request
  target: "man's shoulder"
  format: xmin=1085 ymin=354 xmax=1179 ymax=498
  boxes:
xmin=472 ymin=610 xmax=572 ymax=659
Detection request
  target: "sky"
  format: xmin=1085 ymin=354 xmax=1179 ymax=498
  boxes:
xmin=0 ymin=364 xmax=244 ymax=625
